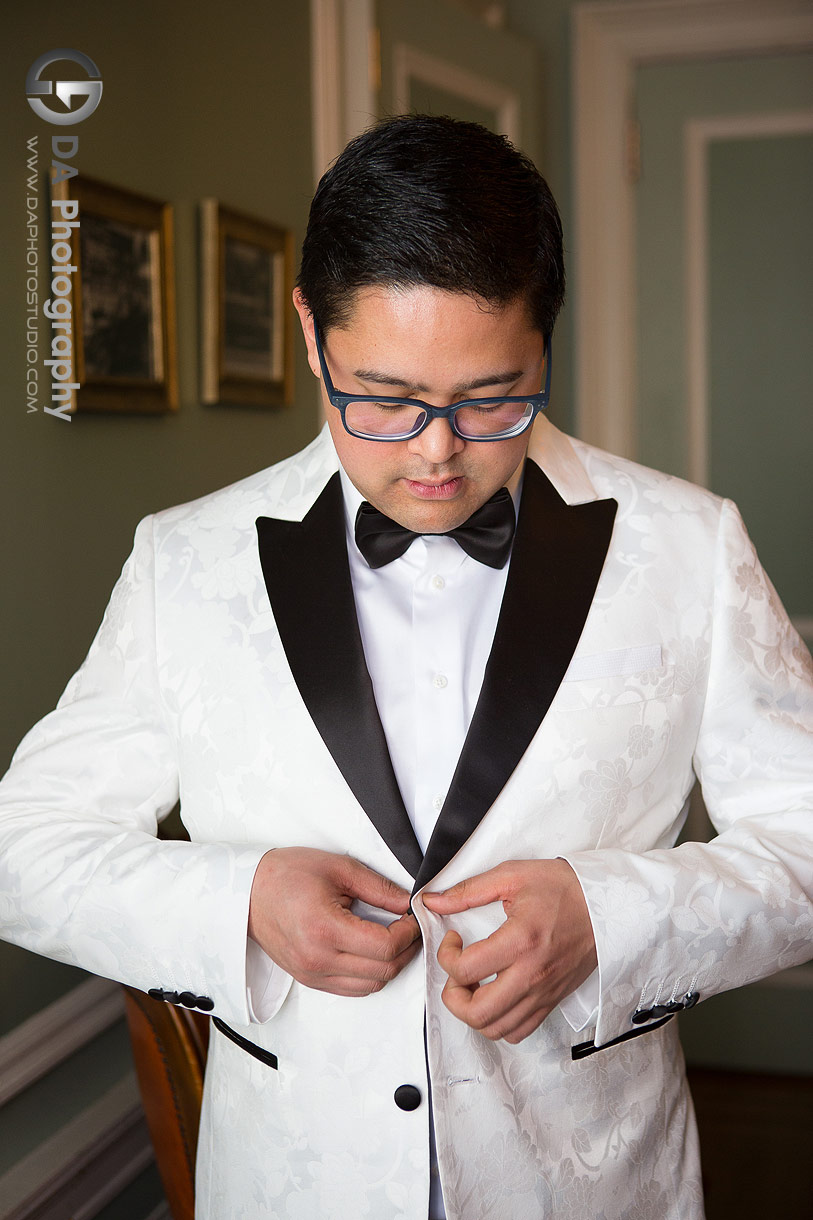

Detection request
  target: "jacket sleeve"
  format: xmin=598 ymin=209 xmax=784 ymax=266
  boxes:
xmin=0 ymin=516 xmax=270 ymax=1028
xmin=562 ymin=498 xmax=813 ymax=1051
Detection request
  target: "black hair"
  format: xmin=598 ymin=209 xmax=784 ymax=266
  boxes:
xmin=297 ymin=113 xmax=565 ymax=339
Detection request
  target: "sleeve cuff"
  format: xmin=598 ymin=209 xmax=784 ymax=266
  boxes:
xmin=245 ymin=936 xmax=294 ymax=1023
xmin=558 ymin=968 xmax=599 ymax=1032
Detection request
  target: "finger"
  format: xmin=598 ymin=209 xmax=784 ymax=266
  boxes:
xmin=436 ymin=932 xmax=480 ymax=1010
xmin=501 ymin=1010 xmax=551 ymax=1044
xmin=300 ymin=932 xmax=423 ymax=994
xmin=473 ymin=994 xmax=551 ymax=1043
xmin=328 ymin=907 xmax=421 ymax=962
xmin=436 ymin=921 xmax=519 ymax=988
xmin=307 ymin=971 xmax=405 ymax=998
xmin=435 ymin=929 xmax=466 ymax=977
xmin=421 ymin=864 xmax=514 ymax=914
xmin=440 ymin=970 xmax=549 ymax=1040
xmin=338 ymin=857 xmax=413 ymax=915
xmin=439 ymin=951 xmax=536 ymax=1024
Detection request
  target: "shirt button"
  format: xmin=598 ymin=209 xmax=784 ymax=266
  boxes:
xmin=431 ymin=575 xmax=445 ymax=590
xmin=432 ymin=794 xmax=443 ymax=812
xmin=433 ymin=673 xmax=448 ymax=689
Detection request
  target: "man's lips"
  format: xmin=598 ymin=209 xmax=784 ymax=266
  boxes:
xmin=402 ymin=476 xmax=464 ymax=499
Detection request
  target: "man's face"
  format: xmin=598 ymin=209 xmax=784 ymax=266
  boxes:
xmin=294 ymin=285 xmax=546 ymax=533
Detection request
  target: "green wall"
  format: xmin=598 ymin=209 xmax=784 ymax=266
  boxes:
xmin=1 ymin=0 xmax=316 ymax=970
xmin=0 ymin=2 xmax=315 ymax=1212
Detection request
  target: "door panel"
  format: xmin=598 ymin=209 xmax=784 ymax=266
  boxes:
xmin=707 ymin=131 xmax=813 ymax=621
xmin=377 ymin=0 xmax=542 ymax=160
xmin=636 ymin=54 xmax=813 ymax=637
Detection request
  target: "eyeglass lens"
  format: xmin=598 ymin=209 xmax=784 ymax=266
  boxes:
xmin=343 ymin=398 xmax=535 ymax=439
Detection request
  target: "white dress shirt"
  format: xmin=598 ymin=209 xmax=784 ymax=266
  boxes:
xmin=341 ymin=470 xmax=513 ymax=851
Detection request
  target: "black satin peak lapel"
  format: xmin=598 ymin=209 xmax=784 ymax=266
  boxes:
xmin=414 ymin=461 xmax=618 ymax=891
xmin=256 ymin=473 xmax=422 ymax=878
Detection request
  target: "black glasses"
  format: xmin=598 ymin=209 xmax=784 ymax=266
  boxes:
xmin=314 ymin=322 xmax=551 ymax=442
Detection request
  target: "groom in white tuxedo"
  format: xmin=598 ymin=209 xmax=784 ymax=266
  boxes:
xmin=1 ymin=115 xmax=812 ymax=1220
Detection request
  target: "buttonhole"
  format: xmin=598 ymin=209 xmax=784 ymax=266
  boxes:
xmin=447 ymin=1074 xmax=480 ymax=1087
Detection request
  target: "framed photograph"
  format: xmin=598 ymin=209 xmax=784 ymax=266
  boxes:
xmin=200 ymin=200 xmax=294 ymax=407
xmin=50 ymin=176 xmax=178 ymax=413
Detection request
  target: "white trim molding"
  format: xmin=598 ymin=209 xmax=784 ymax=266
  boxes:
xmin=685 ymin=109 xmax=813 ymax=485
xmin=0 ymin=977 xmax=123 ymax=1108
xmin=392 ymin=44 xmax=520 ymax=144
xmin=309 ymin=0 xmax=377 ymax=186
xmin=0 ymin=1075 xmax=149 ymax=1220
xmin=309 ymin=0 xmax=377 ymax=425
xmin=572 ymin=0 xmax=813 ymax=456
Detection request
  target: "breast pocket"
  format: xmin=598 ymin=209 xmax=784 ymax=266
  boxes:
xmin=555 ymin=644 xmax=675 ymax=711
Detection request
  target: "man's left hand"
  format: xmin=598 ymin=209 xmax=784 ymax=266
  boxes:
xmin=421 ymin=859 xmax=597 ymax=1044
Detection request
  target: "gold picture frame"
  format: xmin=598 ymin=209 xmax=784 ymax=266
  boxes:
xmin=200 ymin=199 xmax=294 ymax=408
xmin=50 ymin=176 xmax=178 ymax=414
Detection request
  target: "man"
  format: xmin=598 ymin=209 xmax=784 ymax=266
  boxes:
xmin=1 ymin=115 xmax=811 ymax=1220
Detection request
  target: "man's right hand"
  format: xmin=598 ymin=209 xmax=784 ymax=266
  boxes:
xmin=248 ymin=847 xmax=421 ymax=996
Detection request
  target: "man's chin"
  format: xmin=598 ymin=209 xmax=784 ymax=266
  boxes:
xmin=384 ymin=496 xmax=478 ymax=535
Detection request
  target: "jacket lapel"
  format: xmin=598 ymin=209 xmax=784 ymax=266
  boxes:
xmin=414 ymin=458 xmax=618 ymax=891
xmin=256 ymin=472 xmax=423 ymax=878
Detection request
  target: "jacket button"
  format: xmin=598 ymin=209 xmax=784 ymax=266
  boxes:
xmin=631 ymin=1007 xmax=653 ymax=1025
xmin=394 ymin=1084 xmax=422 ymax=1111
xmin=178 ymin=991 xmax=197 ymax=1007
xmin=683 ymin=991 xmax=700 ymax=1009
xmin=196 ymin=996 xmax=215 ymax=1012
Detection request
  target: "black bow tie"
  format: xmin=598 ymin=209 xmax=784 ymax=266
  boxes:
xmin=354 ymin=487 xmax=516 ymax=569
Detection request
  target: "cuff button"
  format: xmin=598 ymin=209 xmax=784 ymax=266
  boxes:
xmin=631 ymin=1007 xmax=653 ymax=1025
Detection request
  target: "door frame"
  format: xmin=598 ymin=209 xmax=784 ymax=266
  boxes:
xmin=392 ymin=43 xmax=521 ymax=143
xmin=572 ymin=0 xmax=813 ymax=457
xmin=310 ymin=0 xmax=377 ymax=187
xmin=684 ymin=108 xmax=813 ymax=485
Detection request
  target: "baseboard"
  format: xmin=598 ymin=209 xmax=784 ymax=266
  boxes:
xmin=0 ymin=1075 xmax=154 ymax=1220
xmin=143 ymin=1205 xmax=171 ymax=1220
xmin=0 ymin=978 xmax=124 ymax=1107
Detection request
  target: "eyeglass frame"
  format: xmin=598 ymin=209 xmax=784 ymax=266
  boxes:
xmin=313 ymin=320 xmax=552 ymax=443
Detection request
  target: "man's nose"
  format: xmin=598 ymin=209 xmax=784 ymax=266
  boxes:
xmin=407 ymin=416 xmax=465 ymax=464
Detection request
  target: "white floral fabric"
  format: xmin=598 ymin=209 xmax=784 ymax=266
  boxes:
xmin=0 ymin=418 xmax=811 ymax=1219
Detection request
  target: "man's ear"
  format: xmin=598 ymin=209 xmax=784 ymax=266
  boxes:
xmin=292 ymin=288 xmax=320 ymax=379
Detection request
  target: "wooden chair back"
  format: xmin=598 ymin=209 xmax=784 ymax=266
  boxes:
xmin=122 ymin=985 xmax=210 ymax=1220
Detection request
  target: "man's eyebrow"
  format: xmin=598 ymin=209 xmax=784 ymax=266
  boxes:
xmin=352 ymin=367 xmax=526 ymax=395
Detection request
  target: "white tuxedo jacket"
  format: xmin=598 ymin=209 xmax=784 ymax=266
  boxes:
xmin=1 ymin=418 xmax=812 ymax=1220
